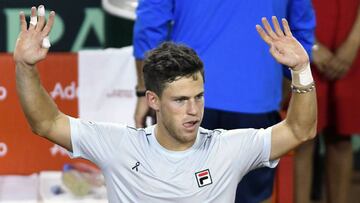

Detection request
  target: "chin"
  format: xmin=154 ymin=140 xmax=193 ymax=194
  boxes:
xmin=179 ymin=131 xmax=197 ymax=143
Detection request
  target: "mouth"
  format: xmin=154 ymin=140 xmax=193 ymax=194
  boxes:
xmin=183 ymin=120 xmax=200 ymax=131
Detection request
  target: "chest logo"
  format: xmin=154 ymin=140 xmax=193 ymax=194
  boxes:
xmin=132 ymin=161 xmax=141 ymax=172
xmin=195 ymin=169 xmax=212 ymax=187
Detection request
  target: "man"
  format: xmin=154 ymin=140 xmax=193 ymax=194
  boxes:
xmin=14 ymin=6 xmax=317 ymax=202
xmin=295 ymin=1 xmax=360 ymax=202
xmin=132 ymin=1 xmax=315 ymax=202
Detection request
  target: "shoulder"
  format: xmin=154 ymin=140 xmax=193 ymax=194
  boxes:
xmin=69 ymin=117 xmax=148 ymax=139
xmin=201 ymin=127 xmax=271 ymax=145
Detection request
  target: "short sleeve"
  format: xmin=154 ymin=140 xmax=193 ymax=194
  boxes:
xmin=222 ymin=127 xmax=279 ymax=173
xmin=68 ymin=117 xmax=128 ymax=165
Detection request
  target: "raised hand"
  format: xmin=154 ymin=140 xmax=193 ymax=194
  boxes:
xmin=256 ymin=16 xmax=309 ymax=71
xmin=13 ymin=5 xmax=55 ymax=66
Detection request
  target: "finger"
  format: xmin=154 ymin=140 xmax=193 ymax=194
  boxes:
xmin=256 ymin=24 xmax=272 ymax=45
xmin=314 ymin=62 xmax=324 ymax=73
xmin=282 ymin=18 xmax=293 ymax=37
xmin=322 ymin=56 xmax=332 ymax=67
xmin=42 ymin=11 xmax=55 ymax=37
xmin=323 ymin=65 xmax=337 ymax=80
xmin=329 ymin=58 xmax=341 ymax=70
xmin=35 ymin=5 xmax=46 ymax=32
xmin=261 ymin=17 xmax=279 ymax=40
xmin=338 ymin=65 xmax=351 ymax=79
xmin=335 ymin=61 xmax=349 ymax=78
xmin=42 ymin=36 xmax=51 ymax=49
xmin=317 ymin=65 xmax=325 ymax=73
xmin=19 ymin=11 xmax=27 ymax=31
xmin=29 ymin=6 xmax=37 ymax=30
xmin=272 ymin=16 xmax=284 ymax=36
xmin=39 ymin=48 xmax=50 ymax=59
xmin=327 ymin=59 xmax=342 ymax=79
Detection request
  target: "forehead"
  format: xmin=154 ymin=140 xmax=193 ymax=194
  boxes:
xmin=162 ymin=72 xmax=204 ymax=96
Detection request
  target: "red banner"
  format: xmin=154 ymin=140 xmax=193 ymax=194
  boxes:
xmin=0 ymin=53 xmax=91 ymax=174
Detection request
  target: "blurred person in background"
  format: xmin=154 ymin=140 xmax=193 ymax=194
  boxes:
xmin=133 ymin=0 xmax=315 ymax=202
xmin=295 ymin=0 xmax=360 ymax=202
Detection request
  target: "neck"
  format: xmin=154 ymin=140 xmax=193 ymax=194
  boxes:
xmin=155 ymin=123 xmax=196 ymax=151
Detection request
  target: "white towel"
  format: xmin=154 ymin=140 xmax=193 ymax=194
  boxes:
xmin=78 ymin=46 xmax=136 ymax=127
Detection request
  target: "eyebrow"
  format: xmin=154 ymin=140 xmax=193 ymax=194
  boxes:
xmin=171 ymin=91 xmax=204 ymax=100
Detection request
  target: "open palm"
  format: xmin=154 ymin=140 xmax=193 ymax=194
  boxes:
xmin=13 ymin=6 xmax=55 ymax=66
xmin=256 ymin=16 xmax=309 ymax=71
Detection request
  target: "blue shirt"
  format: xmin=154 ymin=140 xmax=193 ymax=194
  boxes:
xmin=133 ymin=0 xmax=315 ymax=113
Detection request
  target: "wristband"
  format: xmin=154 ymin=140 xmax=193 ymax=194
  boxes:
xmin=291 ymin=83 xmax=315 ymax=94
xmin=135 ymin=85 xmax=146 ymax=97
xmin=291 ymin=63 xmax=313 ymax=87
xmin=136 ymin=90 xmax=146 ymax=97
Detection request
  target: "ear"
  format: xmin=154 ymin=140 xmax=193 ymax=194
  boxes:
xmin=146 ymin=91 xmax=160 ymax=111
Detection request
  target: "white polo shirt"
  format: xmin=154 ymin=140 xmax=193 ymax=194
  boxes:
xmin=69 ymin=117 xmax=278 ymax=203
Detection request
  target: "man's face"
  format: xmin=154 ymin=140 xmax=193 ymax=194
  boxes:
xmin=155 ymin=72 xmax=204 ymax=149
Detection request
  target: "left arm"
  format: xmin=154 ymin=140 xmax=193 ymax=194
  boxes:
xmin=256 ymin=17 xmax=317 ymax=160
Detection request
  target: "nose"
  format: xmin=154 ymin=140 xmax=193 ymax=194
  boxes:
xmin=186 ymin=100 xmax=198 ymax=115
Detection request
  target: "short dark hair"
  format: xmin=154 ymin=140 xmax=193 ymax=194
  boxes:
xmin=143 ymin=42 xmax=204 ymax=96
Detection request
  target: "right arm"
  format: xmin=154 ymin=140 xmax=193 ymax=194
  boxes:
xmin=133 ymin=0 xmax=174 ymax=127
xmin=14 ymin=6 xmax=72 ymax=151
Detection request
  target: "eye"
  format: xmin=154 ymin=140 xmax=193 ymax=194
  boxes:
xmin=175 ymin=98 xmax=186 ymax=104
xmin=195 ymin=94 xmax=204 ymax=100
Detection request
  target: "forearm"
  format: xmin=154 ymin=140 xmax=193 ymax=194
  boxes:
xmin=285 ymin=82 xmax=317 ymax=142
xmin=16 ymin=62 xmax=61 ymax=136
xmin=347 ymin=6 xmax=360 ymax=47
xmin=135 ymin=60 xmax=146 ymax=90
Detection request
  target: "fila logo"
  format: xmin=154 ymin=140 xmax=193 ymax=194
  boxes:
xmin=0 ymin=142 xmax=8 ymax=157
xmin=50 ymin=82 xmax=77 ymax=100
xmin=0 ymin=86 xmax=7 ymax=101
xmin=195 ymin=169 xmax=212 ymax=187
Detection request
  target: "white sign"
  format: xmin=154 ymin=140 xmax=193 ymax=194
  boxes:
xmin=0 ymin=86 xmax=7 ymax=101
xmin=0 ymin=142 xmax=8 ymax=157
xmin=50 ymin=81 xmax=77 ymax=100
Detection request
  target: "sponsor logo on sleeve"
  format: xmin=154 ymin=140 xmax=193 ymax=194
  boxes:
xmin=50 ymin=82 xmax=77 ymax=100
xmin=195 ymin=169 xmax=212 ymax=188
xmin=0 ymin=142 xmax=8 ymax=157
xmin=0 ymin=86 xmax=7 ymax=101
